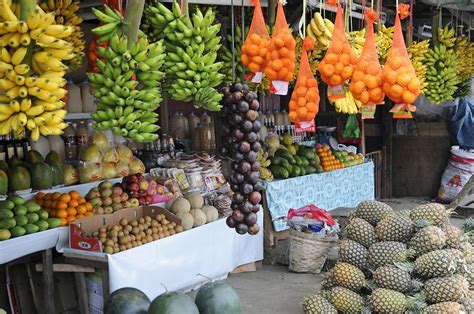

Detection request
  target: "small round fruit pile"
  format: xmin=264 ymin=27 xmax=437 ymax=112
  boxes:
xmin=288 ymin=77 xmax=319 ymax=123
xmin=316 ymin=144 xmax=344 ymax=172
xmin=334 ymin=150 xmax=365 ymax=167
xmin=241 ymin=33 xmax=269 ymax=74
xmin=319 ymin=43 xmax=358 ymax=86
xmin=85 ymin=181 xmax=135 ymax=215
xmin=382 ymin=54 xmax=421 ymax=105
xmin=349 ymin=60 xmax=384 ymax=105
xmin=91 ymin=215 xmax=183 ymax=254
xmin=264 ymin=27 xmax=296 ymax=82
xmin=33 ymin=191 xmax=93 ymax=226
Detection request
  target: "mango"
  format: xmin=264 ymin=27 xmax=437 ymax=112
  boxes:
xmin=0 ymin=229 xmax=11 ymax=241
xmin=14 ymin=215 xmax=28 ymax=227
xmin=24 ymin=224 xmax=39 ymax=234
xmin=9 ymin=226 xmax=25 ymax=237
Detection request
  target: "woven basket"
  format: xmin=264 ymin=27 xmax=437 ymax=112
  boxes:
xmin=288 ymin=229 xmax=339 ymax=274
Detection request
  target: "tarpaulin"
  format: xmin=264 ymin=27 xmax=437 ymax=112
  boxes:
xmin=449 ymin=97 xmax=474 ymax=149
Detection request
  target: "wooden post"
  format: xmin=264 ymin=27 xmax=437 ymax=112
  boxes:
xmin=42 ymin=249 xmax=55 ymax=314
xmin=448 ymin=176 xmax=474 ymax=212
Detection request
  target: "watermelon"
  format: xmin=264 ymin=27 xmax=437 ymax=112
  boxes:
xmin=194 ymin=280 xmax=242 ymax=314
xmin=104 ymin=287 xmax=150 ymax=314
xmin=148 ymin=292 xmax=198 ymax=314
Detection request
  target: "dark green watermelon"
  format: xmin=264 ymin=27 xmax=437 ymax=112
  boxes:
xmin=194 ymin=280 xmax=242 ymax=314
xmin=104 ymin=287 xmax=150 ymax=314
xmin=46 ymin=150 xmax=63 ymax=172
xmin=148 ymin=292 xmax=198 ymax=314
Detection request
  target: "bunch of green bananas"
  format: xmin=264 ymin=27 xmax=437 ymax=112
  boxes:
xmin=0 ymin=1 xmax=74 ymax=140
xmin=257 ymin=149 xmax=273 ymax=182
xmin=39 ymin=0 xmax=85 ymax=71
xmin=438 ymin=25 xmax=456 ymax=48
xmin=143 ymin=1 xmax=224 ymax=111
xmin=87 ymin=19 xmax=164 ymax=143
xmin=407 ymin=40 xmax=430 ymax=92
xmin=424 ymin=44 xmax=460 ymax=104
xmin=219 ymin=25 xmax=246 ymax=84
xmin=91 ymin=5 xmax=126 ymax=43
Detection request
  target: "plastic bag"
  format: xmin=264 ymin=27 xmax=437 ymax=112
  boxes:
xmin=438 ymin=146 xmax=474 ymax=202
xmin=349 ymin=9 xmax=384 ymax=105
xmin=264 ymin=2 xmax=296 ymax=94
xmin=288 ymin=37 xmax=320 ymax=123
xmin=241 ymin=0 xmax=270 ymax=80
xmin=382 ymin=12 xmax=420 ymax=118
xmin=318 ymin=4 xmax=358 ymax=88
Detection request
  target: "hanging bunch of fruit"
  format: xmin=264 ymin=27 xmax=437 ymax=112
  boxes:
xmin=330 ymin=90 xmax=362 ymax=114
xmin=219 ymin=83 xmax=262 ymax=235
xmin=453 ymin=36 xmax=474 ymax=97
xmin=292 ymin=36 xmax=322 ymax=85
xmin=375 ymin=25 xmax=394 ymax=64
xmin=87 ymin=1 xmax=162 ymax=142
xmin=306 ymin=12 xmax=333 ymax=49
xmin=220 ymin=25 xmax=246 ymax=84
xmin=0 ymin=0 xmax=75 ymax=140
xmin=39 ymin=0 xmax=84 ymax=71
xmin=407 ymin=40 xmax=430 ymax=93
xmin=142 ymin=2 xmax=224 ymax=111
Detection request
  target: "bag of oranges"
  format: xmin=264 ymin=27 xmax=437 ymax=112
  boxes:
xmin=382 ymin=12 xmax=420 ymax=118
xmin=318 ymin=4 xmax=358 ymax=93
xmin=349 ymin=9 xmax=384 ymax=106
xmin=288 ymin=37 xmax=319 ymax=124
xmin=241 ymin=0 xmax=270 ymax=82
xmin=264 ymin=1 xmax=296 ymax=95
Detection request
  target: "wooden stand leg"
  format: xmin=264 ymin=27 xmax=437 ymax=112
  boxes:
xmin=74 ymin=273 xmax=89 ymax=314
xmin=42 ymin=249 xmax=55 ymax=314
xmin=101 ymin=269 xmax=110 ymax=305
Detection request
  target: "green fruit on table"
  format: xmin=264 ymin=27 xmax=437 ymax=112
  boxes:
xmin=10 ymin=226 xmax=26 ymax=237
xmin=14 ymin=206 xmax=27 ymax=216
xmin=24 ymin=224 xmax=39 ymax=234
xmin=0 ymin=200 xmax=14 ymax=210
xmin=0 ymin=170 xmax=7 ymax=195
xmin=194 ymin=280 xmax=242 ymax=314
xmin=26 ymin=213 xmax=40 ymax=224
xmin=38 ymin=210 xmax=49 ymax=220
xmin=104 ymin=287 xmax=150 ymax=314
xmin=31 ymin=162 xmax=54 ymax=190
xmin=282 ymin=133 xmax=293 ymax=146
xmin=7 ymin=195 xmax=25 ymax=206
xmin=26 ymin=150 xmax=44 ymax=165
xmin=46 ymin=218 xmax=61 ymax=229
xmin=25 ymin=201 xmax=41 ymax=213
xmin=0 ymin=218 xmax=16 ymax=229
xmin=0 ymin=229 xmax=11 ymax=241
xmin=149 ymin=291 xmax=198 ymax=314
xmin=35 ymin=220 xmax=49 ymax=231
xmin=14 ymin=216 xmax=28 ymax=227
xmin=0 ymin=209 xmax=14 ymax=219
xmin=271 ymin=166 xmax=289 ymax=179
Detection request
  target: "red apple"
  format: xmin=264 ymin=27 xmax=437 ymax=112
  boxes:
xmin=128 ymin=182 xmax=139 ymax=191
xmin=145 ymin=195 xmax=153 ymax=204
xmin=112 ymin=195 xmax=121 ymax=204
xmin=139 ymin=190 xmax=147 ymax=197
xmin=138 ymin=197 xmax=146 ymax=205
xmin=129 ymin=190 xmax=138 ymax=198
xmin=112 ymin=186 xmax=123 ymax=196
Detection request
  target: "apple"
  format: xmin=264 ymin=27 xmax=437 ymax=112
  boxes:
xmin=129 ymin=198 xmax=139 ymax=207
xmin=129 ymin=190 xmax=138 ymax=198
xmin=139 ymin=180 xmax=148 ymax=191
xmin=122 ymin=201 xmax=131 ymax=208
xmin=136 ymin=173 xmax=144 ymax=181
xmin=96 ymin=207 xmax=105 ymax=214
xmin=139 ymin=190 xmax=147 ymax=197
xmin=128 ymin=182 xmax=139 ymax=191
xmin=112 ymin=195 xmax=122 ymax=204
xmin=156 ymin=185 xmax=165 ymax=194
xmin=112 ymin=186 xmax=123 ymax=196
xmin=104 ymin=206 xmax=114 ymax=214
xmin=138 ymin=197 xmax=146 ymax=205
xmin=99 ymin=181 xmax=113 ymax=189
xmin=148 ymin=180 xmax=157 ymax=188
xmin=120 ymin=193 xmax=129 ymax=202
xmin=90 ymin=197 xmax=102 ymax=207
xmin=102 ymin=197 xmax=113 ymax=206
xmin=101 ymin=188 xmax=113 ymax=197
xmin=145 ymin=195 xmax=153 ymax=204
xmin=112 ymin=203 xmax=122 ymax=212
xmin=128 ymin=175 xmax=139 ymax=183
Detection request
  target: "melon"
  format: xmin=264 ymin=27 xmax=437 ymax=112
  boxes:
xmin=184 ymin=192 xmax=204 ymax=209
xmin=176 ymin=212 xmax=194 ymax=230
xmin=104 ymin=287 xmax=150 ymax=314
xmin=190 ymin=208 xmax=207 ymax=227
xmin=202 ymin=205 xmax=219 ymax=223
xmin=170 ymin=197 xmax=191 ymax=215
xmin=195 ymin=280 xmax=242 ymax=314
xmin=148 ymin=291 xmax=198 ymax=314
xmin=166 ymin=198 xmax=176 ymax=210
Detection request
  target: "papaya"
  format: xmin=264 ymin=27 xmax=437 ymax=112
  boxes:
xmin=46 ymin=151 xmax=63 ymax=172
xmin=0 ymin=200 xmax=15 ymax=210
xmin=0 ymin=218 xmax=16 ymax=229
xmin=24 ymin=224 xmax=39 ymax=234
xmin=8 ymin=166 xmax=31 ymax=192
xmin=0 ymin=160 xmax=7 ymax=173
xmin=0 ymin=209 xmax=14 ymax=219
xmin=35 ymin=220 xmax=49 ymax=231
xmin=0 ymin=170 xmax=7 ymax=195
xmin=8 ymin=156 xmax=22 ymax=167
xmin=14 ymin=215 xmax=28 ymax=227
xmin=271 ymin=166 xmax=289 ymax=179
xmin=47 ymin=218 xmax=61 ymax=229
xmin=10 ymin=226 xmax=25 ymax=237
xmin=26 ymin=150 xmax=44 ymax=164
xmin=30 ymin=162 xmax=53 ymax=190
xmin=0 ymin=229 xmax=11 ymax=240
xmin=50 ymin=163 xmax=64 ymax=186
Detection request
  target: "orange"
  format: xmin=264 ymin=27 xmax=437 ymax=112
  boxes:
xmin=360 ymin=90 xmax=370 ymax=104
xmin=329 ymin=74 xmax=342 ymax=86
xmin=270 ymin=50 xmax=280 ymax=60
xmin=278 ymin=67 xmax=289 ymax=80
xmin=76 ymin=214 xmax=85 ymax=219
xmin=364 ymin=75 xmax=378 ymax=89
xmin=36 ymin=192 xmax=45 ymax=199
xmin=407 ymin=78 xmax=420 ymax=94
xmin=36 ymin=199 xmax=44 ymax=207
xmin=249 ymin=33 xmax=261 ymax=44
xmin=289 ymin=100 xmax=297 ymax=111
xmin=282 ymin=58 xmax=292 ymax=69
xmin=85 ymin=211 xmax=94 ymax=217
xmin=350 ymin=52 xmax=358 ymax=65
xmin=297 ymin=107 xmax=308 ymax=119
xmin=340 ymin=54 xmax=350 ymax=66
xmin=59 ymin=194 xmax=71 ymax=203
xmin=288 ymin=111 xmax=298 ymax=123
xmin=397 ymin=73 xmax=411 ymax=86
xmin=51 ymin=201 xmax=57 ymax=209
xmin=388 ymin=56 xmax=403 ymax=70
xmin=320 ymin=64 xmax=334 ymax=77
xmin=306 ymin=90 xmax=318 ymax=102
xmin=259 ymin=47 xmax=268 ymax=58
xmin=56 ymin=209 xmax=68 ymax=218
xmin=376 ymin=73 xmax=383 ymax=86
xmin=241 ymin=44 xmax=248 ymax=54
xmin=67 ymin=207 xmax=77 ymax=216
xmin=68 ymin=199 xmax=79 ymax=208
xmin=325 ymin=53 xmax=338 ymax=64
xmin=306 ymin=78 xmax=318 ymax=87
xmin=85 ymin=202 xmax=93 ymax=211
xmin=366 ymin=62 xmax=380 ymax=75
xmin=56 ymin=201 xmax=68 ymax=211
xmin=265 ymin=68 xmax=277 ymax=80
xmin=241 ymin=54 xmax=249 ymax=65
xmin=384 ymin=70 xmax=397 ymax=85
xmin=357 ymin=60 xmax=369 ymax=72
xmin=248 ymin=44 xmax=259 ymax=56
xmin=334 ymin=62 xmax=344 ymax=75
xmin=306 ymin=102 xmax=317 ymax=112
xmin=66 ymin=216 xmax=76 ymax=223
xmin=52 ymin=192 xmax=61 ymax=200
xmin=396 ymin=66 xmax=409 ymax=75
xmin=43 ymin=200 xmax=52 ymax=208
xmin=69 ymin=191 xmax=80 ymax=200
xmin=351 ymin=81 xmax=365 ymax=95
xmin=44 ymin=193 xmax=52 ymax=200
xmin=77 ymin=205 xmax=87 ymax=215
xmin=342 ymin=44 xmax=351 ymax=54
xmin=331 ymin=41 xmax=344 ymax=54
xmin=60 ymin=218 xmax=68 ymax=226
xmin=402 ymin=90 xmax=416 ymax=104
xmin=274 ymin=37 xmax=285 ymax=48
xmin=285 ymin=72 xmax=293 ymax=82
xmin=352 ymin=70 xmax=364 ymax=81
xmin=253 ymin=56 xmax=264 ymax=65
xmin=78 ymin=197 xmax=86 ymax=205
xmin=279 ymin=47 xmax=290 ymax=57
xmin=296 ymin=86 xmax=307 ymax=97
xmin=248 ymin=62 xmax=260 ymax=73
xmin=369 ymin=88 xmax=383 ymax=103
xmin=341 ymin=66 xmax=353 ymax=80
xmin=390 ymin=84 xmax=404 ymax=98
xmin=297 ymin=97 xmax=307 ymax=107
xmin=382 ymin=83 xmax=391 ymax=95
xmin=271 ymin=59 xmax=283 ymax=72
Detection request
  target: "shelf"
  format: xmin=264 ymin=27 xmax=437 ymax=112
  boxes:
xmin=160 ymin=0 xmax=268 ymax=6
xmin=64 ymin=113 xmax=92 ymax=120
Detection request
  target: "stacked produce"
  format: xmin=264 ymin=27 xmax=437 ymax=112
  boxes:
xmin=39 ymin=0 xmax=84 ymax=71
xmin=85 ymin=180 xmax=135 ymax=215
xmin=220 ymin=25 xmax=246 ymax=84
xmin=0 ymin=195 xmax=61 ymax=241
xmin=407 ymin=40 xmax=430 ymax=92
xmin=166 ymin=192 xmax=219 ymax=231
xmin=316 ymin=144 xmax=364 ymax=172
xmin=306 ymin=12 xmax=333 ymax=49
xmin=0 ymin=2 xmax=73 ymax=140
xmin=117 ymin=173 xmax=173 ymax=206
xmin=256 ymin=148 xmax=273 ymax=182
xmin=292 ymin=36 xmax=323 ymax=85
xmin=453 ymin=36 xmax=474 ymax=96
xmin=142 ymin=2 xmax=224 ymax=111
xmin=329 ymin=89 xmax=362 ymax=114
xmin=219 ymin=83 xmax=262 ymax=235
xmin=302 ymin=200 xmax=474 ymax=313
xmin=375 ymin=25 xmax=394 ymax=63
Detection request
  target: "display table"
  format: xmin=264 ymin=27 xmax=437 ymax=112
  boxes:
xmin=265 ymin=161 xmax=374 ymax=232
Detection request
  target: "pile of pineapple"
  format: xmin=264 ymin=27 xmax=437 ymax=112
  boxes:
xmin=303 ymin=200 xmax=474 ymax=313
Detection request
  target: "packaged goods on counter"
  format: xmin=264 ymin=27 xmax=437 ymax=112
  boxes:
xmin=287 ymin=204 xmax=340 ymax=236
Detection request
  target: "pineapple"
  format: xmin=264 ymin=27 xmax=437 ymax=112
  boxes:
xmin=368 ymin=241 xmax=413 ymax=268
xmin=464 ymin=263 xmax=474 ymax=289
xmin=409 ymin=226 xmax=447 ymax=256
xmin=370 ymin=288 xmax=410 ymax=314
xmin=327 ymin=286 xmax=365 ymax=313
xmin=376 ymin=214 xmax=414 ymax=243
xmin=410 ymin=203 xmax=450 ymax=227
xmin=328 ymin=262 xmax=367 ymax=291
xmin=344 ymin=217 xmax=377 ymax=248
xmin=397 ymin=209 xmax=412 ymax=217
xmin=441 ymin=224 xmax=462 ymax=249
xmin=339 ymin=240 xmax=368 ymax=269
xmin=422 ymin=302 xmax=465 ymax=314
xmin=414 ymin=249 xmax=464 ymax=279
xmin=423 ymin=274 xmax=469 ymax=303
xmin=322 ymin=275 xmax=337 ymax=290
xmin=373 ymin=265 xmax=415 ymax=293
xmin=351 ymin=200 xmax=393 ymax=226
xmin=302 ymin=293 xmax=337 ymax=314
xmin=459 ymin=292 xmax=474 ymax=313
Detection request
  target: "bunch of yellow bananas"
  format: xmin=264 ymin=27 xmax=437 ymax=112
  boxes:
xmin=407 ymin=40 xmax=430 ymax=92
xmin=306 ymin=12 xmax=333 ymax=48
xmin=453 ymin=37 xmax=474 ymax=82
xmin=39 ymin=0 xmax=84 ymax=71
xmin=329 ymin=89 xmax=361 ymax=114
xmin=375 ymin=25 xmax=394 ymax=64
xmin=0 ymin=1 xmax=72 ymax=140
xmin=348 ymin=29 xmax=365 ymax=58
xmin=438 ymin=26 xmax=456 ymax=48
xmin=257 ymin=149 xmax=273 ymax=182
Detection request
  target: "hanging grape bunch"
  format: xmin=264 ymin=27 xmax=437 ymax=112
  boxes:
xmin=220 ymin=83 xmax=262 ymax=235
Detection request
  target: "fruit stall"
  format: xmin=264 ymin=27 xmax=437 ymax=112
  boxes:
xmin=0 ymin=0 xmax=473 ymax=312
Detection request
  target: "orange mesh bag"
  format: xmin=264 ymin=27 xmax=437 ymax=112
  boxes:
xmin=349 ymin=9 xmax=384 ymax=106
xmin=264 ymin=2 xmax=296 ymax=94
xmin=288 ymin=37 xmax=320 ymax=123
xmin=318 ymin=4 xmax=358 ymax=88
xmin=241 ymin=0 xmax=270 ymax=80
xmin=382 ymin=11 xmax=420 ymax=118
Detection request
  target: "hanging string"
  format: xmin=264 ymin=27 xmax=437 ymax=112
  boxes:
xmin=231 ymin=0 xmax=236 ymax=82
xmin=241 ymin=0 xmax=245 ymax=81
xmin=298 ymin=0 xmax=307 ymax=39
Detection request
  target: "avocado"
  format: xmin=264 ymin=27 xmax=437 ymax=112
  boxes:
xmin=270 ymin=166 xmax=289 ymax=179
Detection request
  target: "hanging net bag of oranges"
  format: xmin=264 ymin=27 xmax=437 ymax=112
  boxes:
xmin=349 ymin=9 xmax=384 ymax=108
xmin=382 ymin=6 xmax=420 ymax=118
xmin=318 ymin=3 xmax=358 ymax=97
xmin=264 ymin=1 xmax=296 ymax=95
xmin=289 ymin=37 xmax=320 ymax=124
xmin=241 ymin=0 xmax=271 ymax=83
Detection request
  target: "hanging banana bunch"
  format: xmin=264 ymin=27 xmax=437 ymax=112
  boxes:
xmin=0 ymin=1 xmax=75 ymax=141
xmin=39 ymin=0 xmax=85 ymax=71
xmin=219 ymin=25 xmax=246 ymax=84
xmin=375 ymin=25 xmax=394 ymax=64
xmin=407 ymin=40 xmax=430 ymax=93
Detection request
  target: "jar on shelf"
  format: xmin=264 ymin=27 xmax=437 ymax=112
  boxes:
xmin=200 ymin=112 xmax=212 ymax=126
xmin=169 ymin=111 xmax=189 ymax=139
xmin=199 ymin=122 xmax=215 ymax=152
xmin=273 ymin=110 xmax=284 ymax=126
xmin=191 ymin=123 xmax=201 ymax=151
xmin=81 ymin=79 xmax=96 ymax=113
xmin=187 ymin=112 xmax=200 ymax=130
xmin=281 ymin=109 xmax=290 ymax=126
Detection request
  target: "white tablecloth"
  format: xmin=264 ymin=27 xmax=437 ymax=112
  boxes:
xmin=107 ymin=211 xmax=264 ymax=299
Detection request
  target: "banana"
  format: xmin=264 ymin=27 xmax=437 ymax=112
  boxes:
xmin=11 ymin=47 xmax=28 ymax=65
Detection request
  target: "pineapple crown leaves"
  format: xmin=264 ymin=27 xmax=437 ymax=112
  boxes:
xmin=464 ymin=217 xmax=474 ymax=233
xmin=405 ymin=293 xmax=428 ymax=313
xmin=394 ymin=261 xmax=414 ymax=274
xmin=410 ymin=279 xmax=424 ymax=293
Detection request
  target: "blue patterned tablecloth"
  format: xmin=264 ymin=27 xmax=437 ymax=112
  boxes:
xmin=264 ymin=161 xmax=375 ymax=231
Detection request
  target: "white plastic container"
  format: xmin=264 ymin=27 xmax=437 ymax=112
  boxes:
xmin=66 ymin=79 xmax=82 ymax=113
xmin=81 ymin=79 xmax=96 ymax=113
xmin=48 ymin=135 xmax=66 ymax=160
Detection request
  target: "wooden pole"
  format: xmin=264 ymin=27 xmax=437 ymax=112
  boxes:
xmin=42 ymin=249 xmax=55 ymax=314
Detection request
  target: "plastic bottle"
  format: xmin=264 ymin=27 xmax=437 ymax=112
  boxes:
xmin=75 ymin=121 xmax=88 ymax=158
xmin=81 ymin=79 xmax=96 ymax=113
xmin=66 ymin=79 xmax=82 ymax=113
xmin=48 ymin=135 xmax=65 ymax=160
xmin=62 ymin=122 xmax=77 ymax=161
